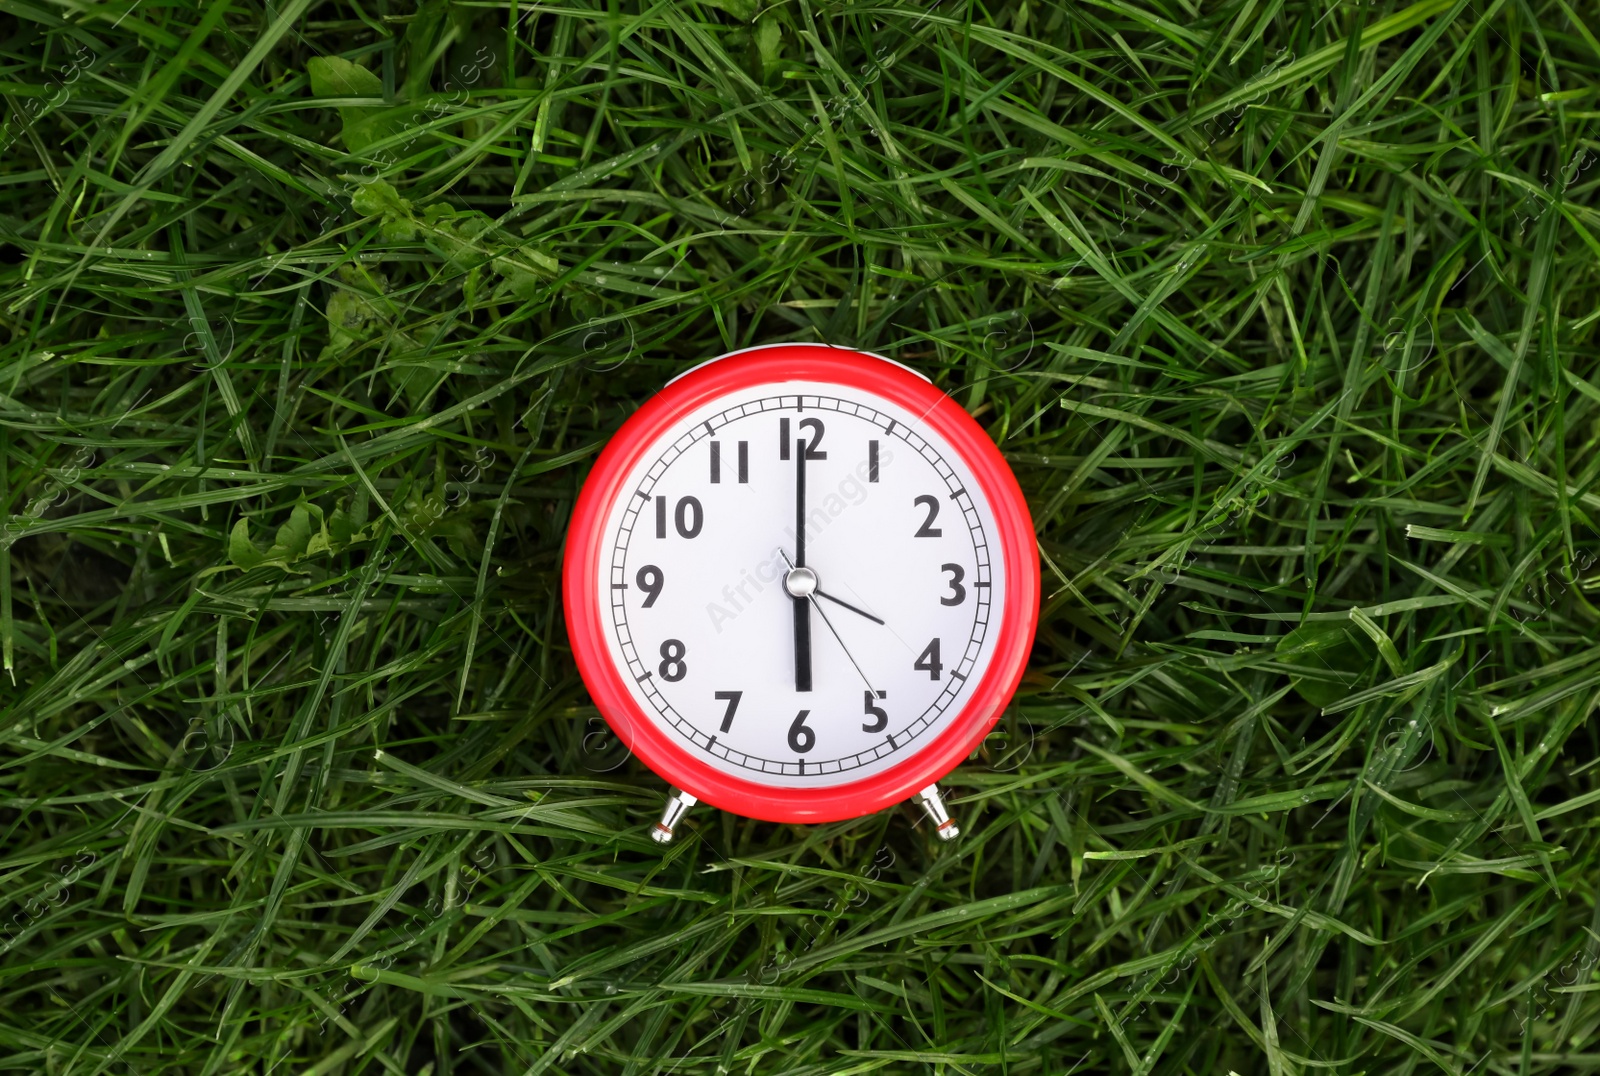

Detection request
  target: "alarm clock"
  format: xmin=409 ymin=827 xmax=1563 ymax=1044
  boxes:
xmin=562 ymin=343 xmax=1038 ymax=842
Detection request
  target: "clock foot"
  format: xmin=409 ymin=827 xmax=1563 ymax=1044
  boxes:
xmin=650 ymin=788 xmax=698 ymax=844
xmin=913 ymin=784 xmax=960 ymax=840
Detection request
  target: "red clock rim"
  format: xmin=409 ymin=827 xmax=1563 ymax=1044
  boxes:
xmin=562 ymin=343 xmax=1039 ymax=824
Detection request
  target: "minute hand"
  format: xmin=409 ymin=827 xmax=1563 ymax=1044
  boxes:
xmin=792 ymin=433 xmax=812 ymax=692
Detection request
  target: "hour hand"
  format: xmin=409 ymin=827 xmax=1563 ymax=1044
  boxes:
xmin=792 ymin=589 xmax=812 ymax=692
xmin=783 ymin=554 xmax=815 ymax=693
xmin=778 ymin=549 xmax=880 ymax=696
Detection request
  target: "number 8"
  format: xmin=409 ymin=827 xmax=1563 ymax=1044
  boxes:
xmin=659 ymin=639 xmax=687 ymax=681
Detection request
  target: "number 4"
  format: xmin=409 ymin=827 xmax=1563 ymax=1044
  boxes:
xmin=914 ymin=639 xmax=942 ymax=680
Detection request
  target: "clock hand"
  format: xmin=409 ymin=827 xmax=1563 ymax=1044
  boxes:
xmin=792 ymin=431 xmax=812 ymax=692
xmin=795 ymin=432 xmax=806 ymax=570
xmin=779 ymin=549 xmax=880 ymax=696
xmin=810 ymin=593 xmax=881 ymax=696
xmin=814 ymin=588 xmax=884 ymax=625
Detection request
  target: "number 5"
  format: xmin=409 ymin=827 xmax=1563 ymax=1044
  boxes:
xmin=862 ymin=690 xmax=887 ymax=732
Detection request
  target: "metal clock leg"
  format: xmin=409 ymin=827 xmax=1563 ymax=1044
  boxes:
xmin=651 ymin=788 xmax=698 ymax=843
xmin=913 ymin=784 xmax=960 ymax=840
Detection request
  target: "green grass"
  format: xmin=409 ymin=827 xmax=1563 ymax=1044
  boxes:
xmin=3 ymin=0 xmax=1600 ymax=1072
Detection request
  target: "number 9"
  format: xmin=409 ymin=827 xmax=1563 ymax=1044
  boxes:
xmin=637 ymin=565 xmax=663 ymax=608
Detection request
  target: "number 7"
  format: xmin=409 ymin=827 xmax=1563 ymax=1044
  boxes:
xmin=715 ymin=691 xmax=742 ymax=732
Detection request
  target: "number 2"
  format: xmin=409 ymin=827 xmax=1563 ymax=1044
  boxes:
xmin=914 ymin=495 xmax=941 ymax=537
xmin=781 ymin=417 xmax=827 ymax=459
xmin=798 ymin=418 xmax=827 ymax=459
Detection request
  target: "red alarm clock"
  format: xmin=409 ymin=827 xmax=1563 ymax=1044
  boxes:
xmin=563 ymin=344 xmax=1038 ymax=841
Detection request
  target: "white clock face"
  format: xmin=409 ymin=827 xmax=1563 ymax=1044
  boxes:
xmin=597 ymin=379 xmax=1007 ymax=788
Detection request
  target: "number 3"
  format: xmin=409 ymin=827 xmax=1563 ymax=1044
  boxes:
xmin=940 ymin=563 xmax=966 ymax=605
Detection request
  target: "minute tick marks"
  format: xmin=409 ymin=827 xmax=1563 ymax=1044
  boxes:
xmin=569 ymin=346 xmax=1039 ymax=835
xmin=603 ymin=387 xmax=999 ymax=782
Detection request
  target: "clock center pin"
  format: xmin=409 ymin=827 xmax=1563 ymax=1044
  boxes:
xmin=784 ymin=566 xmax=819 ymax=598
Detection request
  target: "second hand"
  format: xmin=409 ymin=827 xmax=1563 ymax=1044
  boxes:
xmin=778 ymin=549 xmax=880 ymax=696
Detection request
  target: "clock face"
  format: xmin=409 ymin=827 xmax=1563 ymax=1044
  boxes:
xmin=593 ymin=377 xmax=1007 ymax=788
xmin=564 ymin=344 xmax=1039 ymax=824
